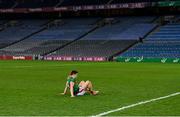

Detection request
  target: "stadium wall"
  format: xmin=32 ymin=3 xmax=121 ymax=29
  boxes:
xmin=115 ymin=57 xmax=180 ymax=63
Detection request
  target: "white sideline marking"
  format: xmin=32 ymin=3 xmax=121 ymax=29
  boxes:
xmin=94 ymin=92 xmax=180 ymax=116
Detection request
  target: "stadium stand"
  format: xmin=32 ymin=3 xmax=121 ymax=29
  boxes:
xmin=83 ymin=16 xmax=156 ymax=40
xmin=0 ymin=18 xmax=99 ymax=56
xmin=15 ymin=0 xmax=61 ymax=8
xmin=0 ymin=0 xmax=15 ymax=8
xmin=0 ymin=0 xmax=167 ymax=8
xmin=49 ymin=40 xmax=137 ymax=58
xmin=0 ymin=20 xmax=48 ymax=49
xmin=0 ymin=0 xmax=179 ymax=62
xmin=2 ymin=16 xmax=180 ymax=60
xmin=120 ymin=23 xmax=180 ymax=58
xmin=59 ymin=0 xmax=110 ymax=6
xmin=0 ymin=16 xmax=156 ymax=59
xmin=31 ymin=18 xmax=98 ymax=40
xmin=47 ymin=16 xmax=156 ymax=58
xmin=147 ymin=24 xmax=180 ymax=41
xmin=121 ymin=41 xmax=180 ymax=58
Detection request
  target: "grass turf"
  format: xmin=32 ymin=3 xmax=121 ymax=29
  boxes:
xmin=0 ymin=60 xmax=179 ymax=116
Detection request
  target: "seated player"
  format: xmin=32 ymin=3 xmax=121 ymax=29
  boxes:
xmin=61 ymin=70 xmax=99 ymax=97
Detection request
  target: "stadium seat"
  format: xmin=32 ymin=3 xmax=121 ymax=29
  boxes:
xmin=120 ymin=23 xmax=180 ymax=58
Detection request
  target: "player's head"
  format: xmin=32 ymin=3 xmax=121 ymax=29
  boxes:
xmin=70 ymin=70 xmax=78 ymax=78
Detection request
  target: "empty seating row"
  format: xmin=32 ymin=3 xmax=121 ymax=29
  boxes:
xmin=120 ymin=22 xmax=180 ymax=58
xmin=83 ymin=16 xmax=156 ymax=40
xmin=147 ymin=24 xmax=180 ymax=40
xmin=51 ymin=40 xmax=136 ymax=57
xmin=0 ymin=20 xmax=48 ymax=48
xmin=0 ymin=40 xmax=70 ymax=56
xmin=120 ymin=41 xmax=180 ymax=58
xmin=0 ymin=17 xmax=156 ymax=57
xmin=30 ymin=18 xmax=98 ymax=40
xmin=0 ymin=18 xmax=98 ymax=56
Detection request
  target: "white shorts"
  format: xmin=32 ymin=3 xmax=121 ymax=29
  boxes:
xmin=76 ymin=87 xmax=86 ymax=96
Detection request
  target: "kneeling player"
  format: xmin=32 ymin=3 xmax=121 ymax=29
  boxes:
xmin=61 ymin=70 xmax=99 ymax=97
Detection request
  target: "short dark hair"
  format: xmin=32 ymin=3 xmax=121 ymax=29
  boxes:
xmin=70 ymin=70 xmax=78 ymax=75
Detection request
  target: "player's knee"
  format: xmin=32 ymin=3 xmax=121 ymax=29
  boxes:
xmin=86 ymin=81 xmax=92 ymax=85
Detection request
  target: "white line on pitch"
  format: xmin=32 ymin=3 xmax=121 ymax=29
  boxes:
xmin=94 ymin=92 xmax=180 ymax=116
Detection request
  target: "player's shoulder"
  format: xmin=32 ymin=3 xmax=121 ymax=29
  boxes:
xmin=67 ymin=77 xmax=75 ymax=82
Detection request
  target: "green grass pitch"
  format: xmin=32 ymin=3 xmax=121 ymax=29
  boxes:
xmin=0 ymin=60 xmax=179 ymax=116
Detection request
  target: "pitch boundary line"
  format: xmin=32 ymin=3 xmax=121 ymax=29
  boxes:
xmin=94 ymin=92 xmax=180 ymax=116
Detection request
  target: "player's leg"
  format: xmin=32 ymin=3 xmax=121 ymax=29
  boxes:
xmin=83 ymin=80 xmax=99 ymax=95
xmin=85 ymin=80 xmax=93 ymax=90
xmin=79 ymin=81 xmax=85 ymax=87
xmin=76 ymin=81 xmax=86 ymax=96
xmin=77 ymin=80 xmax=99 ymax=96
xmin=77 ymin=81 xmax=86 ymax=96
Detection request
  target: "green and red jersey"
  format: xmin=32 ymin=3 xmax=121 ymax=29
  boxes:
xmin=67 ymin=77 xmax=79 ymax=94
